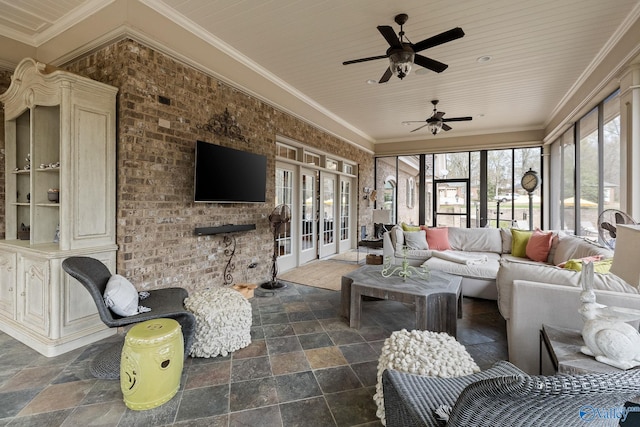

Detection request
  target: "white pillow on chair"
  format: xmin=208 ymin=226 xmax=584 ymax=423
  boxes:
xmin=103 ymin=274 xmax=141 ymax=316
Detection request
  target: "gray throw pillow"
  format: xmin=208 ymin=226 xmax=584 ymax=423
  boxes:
xmin=403 ymin=230 xmax=428 ymax=250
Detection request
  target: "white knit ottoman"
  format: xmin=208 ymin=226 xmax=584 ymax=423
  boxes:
xmin=184 ymin=287 xmax=252 ymax=358
xmin=374 ymin=329 xmax=480 ymax=425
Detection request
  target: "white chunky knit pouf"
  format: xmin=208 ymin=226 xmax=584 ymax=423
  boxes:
xmin=184 ymin=287 xmax=252 ymax=358
xmin=374 ymin=329 xmax=480 ymax=425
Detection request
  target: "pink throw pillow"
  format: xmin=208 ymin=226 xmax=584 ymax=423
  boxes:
xmin=425 ymin=227 xmax=451 ymax=251
xmin=525 ymin=229 xmax=554 ymax=262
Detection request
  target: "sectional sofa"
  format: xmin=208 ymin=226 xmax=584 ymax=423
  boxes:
xmin=383 ymin=225 xmax=505 ymax=299
xmin=382 ymin=225 xmax=640 ymax=373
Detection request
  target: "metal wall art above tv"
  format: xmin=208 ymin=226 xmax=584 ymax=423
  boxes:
xmin=194 ymin=140 xmax=267 ymax=203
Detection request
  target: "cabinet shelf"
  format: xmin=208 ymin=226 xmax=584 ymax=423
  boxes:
xmin=194 ymin=224 xmax=256 ymax=235
xmin=0 ymin=57 xmax=118 ymax=357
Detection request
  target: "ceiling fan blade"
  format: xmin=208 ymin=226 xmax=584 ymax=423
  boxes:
xmin=442 ymin=123 xmax=453 ymax=131
xmin=412 ymin=27 xmax=465 ymax=52
xmin=411 ymin=123 xmax=430 ymax=133
xmin=343 ymin=54 xmax=388 ymax=65
xmin=378 ymin=67 xmax=393 ymax=83
xmin=402 ymin=120 xmax=428 ymax=124
xmin=434 ymin=111 xmax=445 ymax=120
xmin=378 ymin=25 xmax=402 ymax=48
xmin=414 ymin=55 xmax=448 ymax=73
xmin=443 ymin=116 xmax=473 ymax=122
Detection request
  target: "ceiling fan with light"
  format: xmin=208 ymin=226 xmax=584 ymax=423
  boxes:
xmin=342 ymin=13 xmax=464 ymax=83
xmin=403 ymin=100 xmax=473 ymax=135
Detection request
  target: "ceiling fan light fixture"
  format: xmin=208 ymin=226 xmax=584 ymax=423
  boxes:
xmin=428 ymin=121 xmax=442 ymax=135
xmin=389 ymin=49 xmax=414 ymax=79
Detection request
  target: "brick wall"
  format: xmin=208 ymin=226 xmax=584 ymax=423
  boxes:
xmin=41 ymin=38 xmax=373 ymax=293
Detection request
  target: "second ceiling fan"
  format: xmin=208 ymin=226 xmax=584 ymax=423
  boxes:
xmin=342 ymin=13 xmax=465 ymax=83
xmin=403 ymin=100 xmax=472 ymax=135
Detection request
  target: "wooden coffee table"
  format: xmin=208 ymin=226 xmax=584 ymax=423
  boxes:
xmin=341 ymin=265 xmax=462 ymax=337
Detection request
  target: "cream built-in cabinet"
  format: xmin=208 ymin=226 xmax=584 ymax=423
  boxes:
xmin=0 ymin=58 xmax=118 ymax=356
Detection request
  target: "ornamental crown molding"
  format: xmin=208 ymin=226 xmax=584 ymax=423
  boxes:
xmin=197 ymin=108 xmax=248 ymax=142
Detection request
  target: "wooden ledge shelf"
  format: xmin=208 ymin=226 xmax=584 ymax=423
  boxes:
xmin=194 ymin=224 xmax=256 ymax=236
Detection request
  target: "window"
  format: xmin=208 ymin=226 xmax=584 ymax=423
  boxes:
xmin=384 ymin=177 xmax=396 ymax=224
xmin=325 ymin=158 xmax=338 ymax=170
xmin=304 ymin=152 xmax=320 ymax=166
xmin=603 ymin=94 xmax=621 ymax=211
xmin=375 ymin=147 xmax=542 ymax=229
xmin=406 ymin=177 xmax=415 ymax=209
xmin=551 ymin=90 xmax=620 ymax=240
xmin=276 ymin=143 xmax=297 ymax=160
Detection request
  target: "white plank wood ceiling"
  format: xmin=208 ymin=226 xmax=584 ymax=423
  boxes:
xmin=0 ymin=0 xmax=639 ymax=145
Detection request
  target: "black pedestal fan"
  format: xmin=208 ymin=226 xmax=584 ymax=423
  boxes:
xmin=261 ymin=204 xmax=291 ymax=290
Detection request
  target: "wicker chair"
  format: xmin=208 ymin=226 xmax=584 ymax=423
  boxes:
xmin=62 ymin=256 xmax=196 ymax=380
xmin=383 ymin=360 xmax=640 ymax=426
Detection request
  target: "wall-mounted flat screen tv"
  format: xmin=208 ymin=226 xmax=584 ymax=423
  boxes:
xmin=194 ymin=140 xmax=267 ymax=203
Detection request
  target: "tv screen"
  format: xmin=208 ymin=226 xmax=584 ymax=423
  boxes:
xmin=194 ymin=140 xmax=267 ymax=203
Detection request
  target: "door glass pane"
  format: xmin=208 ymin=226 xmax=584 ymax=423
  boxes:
xmin=275 ymin=168 xmax=292 ymax=256
xmin=301 ymin=172 xmax=315 ymax=251
xmin=435 ymin=181 xmax=468 ymax=227
xmin=323 ymin=176 xmax=334 ymax=244
xmin=340 ymin=180 xmax=350 ymax=240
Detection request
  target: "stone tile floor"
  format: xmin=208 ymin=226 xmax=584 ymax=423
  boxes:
xmin=0 ymin=281 xmax=507 ymax=426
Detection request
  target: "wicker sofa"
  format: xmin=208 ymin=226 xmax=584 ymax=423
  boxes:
xmin=382 ymin=360 xmax=640 ymax=426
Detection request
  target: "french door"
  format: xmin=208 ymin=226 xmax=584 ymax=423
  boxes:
xmin=338 ymin=177 xmax=353 ymax=253
xmin=319 ymin=172 xmax=337 ymax=258
xmin=299 ymin=168 xmax=318 ymax=264
xmin=275 ymin=164 xmax=296 ymax=272
xmin=276 ymin=164 xmax=355 ymax=269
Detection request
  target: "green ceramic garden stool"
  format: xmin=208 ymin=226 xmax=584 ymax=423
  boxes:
xmin=120 ymin=318 xmax=184 ymax=410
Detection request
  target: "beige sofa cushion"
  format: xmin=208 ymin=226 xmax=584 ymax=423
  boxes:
xmin=448 ymin=227 xmax=502 ymax=253
xmin=496 ymin=258 xmax=638 ymax=320
xmin=423 ymin=251 xmax=500 ymax=280
xmin=551 ymin=233 xmax=612 ymax=265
